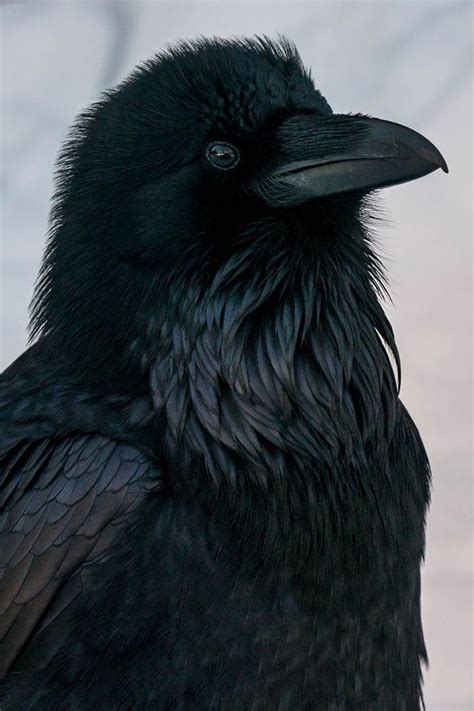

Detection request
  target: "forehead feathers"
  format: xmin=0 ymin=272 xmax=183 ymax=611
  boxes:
xmin=127 ymin=36 xmax=332 ymax=134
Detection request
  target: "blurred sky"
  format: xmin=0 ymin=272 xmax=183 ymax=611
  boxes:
xmin=1 ymin=1 xmax=472 ymax=708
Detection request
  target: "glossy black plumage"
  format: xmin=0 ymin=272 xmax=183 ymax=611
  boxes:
xmin=0 ymin=37 xmax=445 ymax=709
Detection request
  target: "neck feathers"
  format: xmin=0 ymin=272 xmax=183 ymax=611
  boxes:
xmin=149 ymin=224 xmax=400 ymax=497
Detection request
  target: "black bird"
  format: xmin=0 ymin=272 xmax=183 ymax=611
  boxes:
xmin=0 ymin=37 xmax=447 ymax=709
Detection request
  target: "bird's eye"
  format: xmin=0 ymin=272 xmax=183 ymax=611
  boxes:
xmin=206 ymin=142 xmax=240 ymax=170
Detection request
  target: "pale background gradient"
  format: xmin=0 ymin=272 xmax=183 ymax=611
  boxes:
xmin=1 ymin=1 xmax=472 ymax=708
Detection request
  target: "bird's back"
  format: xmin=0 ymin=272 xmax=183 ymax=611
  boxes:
xmin=0 ymin=346 xmax=163 ymax=686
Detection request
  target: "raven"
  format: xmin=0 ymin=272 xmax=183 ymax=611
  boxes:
xmin=0 ymin=37 xmax=447 ymax=709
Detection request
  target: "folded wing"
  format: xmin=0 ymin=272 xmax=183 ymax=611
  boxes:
xmin=0 ymin=431 xmax=162 ymax=677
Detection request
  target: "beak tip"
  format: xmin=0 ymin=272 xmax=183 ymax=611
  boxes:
xmin=432 ymin=149 xmax=448 ymax=174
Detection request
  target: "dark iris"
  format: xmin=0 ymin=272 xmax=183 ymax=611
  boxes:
xmin=206 ymin=142 xmax=240 ymax=170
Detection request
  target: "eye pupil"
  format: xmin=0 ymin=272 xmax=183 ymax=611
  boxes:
xmin=206 ymin=142 xmax=240 ymax=170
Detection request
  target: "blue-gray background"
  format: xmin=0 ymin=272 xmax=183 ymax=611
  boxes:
xmin=1 ymin=1 xmax=472 ymax=708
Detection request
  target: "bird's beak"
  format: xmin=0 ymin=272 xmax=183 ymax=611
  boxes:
xmin=253 ymin=114 xmax=448 ymax=207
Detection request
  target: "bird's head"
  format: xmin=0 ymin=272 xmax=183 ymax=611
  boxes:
xmin=31 ymin=36 xmax=447 ymax=390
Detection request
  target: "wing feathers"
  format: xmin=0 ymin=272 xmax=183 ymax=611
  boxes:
xmin=0 ymin=433 xmax=162 ymax=678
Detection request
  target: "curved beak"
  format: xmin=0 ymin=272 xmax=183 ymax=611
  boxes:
xmin=253 ymin=114 xmax=448 ymax=207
